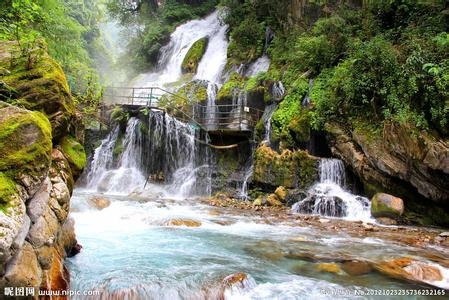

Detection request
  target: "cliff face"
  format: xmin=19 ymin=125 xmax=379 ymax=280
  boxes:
xmin=326 ymin=121 xmax=449 ymax=226
xmin=0 ymin=42 xmax=85 ymax=292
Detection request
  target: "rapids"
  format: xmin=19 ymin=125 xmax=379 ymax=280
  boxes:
xmin=68 ymin=189 xmax=449 ymax=299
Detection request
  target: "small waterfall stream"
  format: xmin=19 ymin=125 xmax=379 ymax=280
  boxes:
xmin=292 ymin=159 xmax=371 ymax=221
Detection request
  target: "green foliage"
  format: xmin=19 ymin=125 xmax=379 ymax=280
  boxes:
xmin=111 ymin=106 xmax=129 ymax=124
xmin=243 ymin=0 xmax=449 ymax=143
xmin=72 ymin=67 xmax=103 ymax=126
xmin=226 ymin=16 xmax=265 ymax=66
xmin=271 ymin=78 xmax=308 ymax=147
xmin=0 ymin=0 xmax=110 ymax=126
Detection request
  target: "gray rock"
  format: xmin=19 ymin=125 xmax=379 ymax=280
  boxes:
xmin=2 ymin=242 xmax=42 ymax=287
xmin=51 ymin=181 xmax=70 ymax=207
xmin=26 ymin=177 xmax=51 ymax=223
xmin=11 ymin=214 xmax=30 ymax=252
xmin=26 ymin=207 xmax=59 ymax=248
xmin=439 ymin=232 xmax=449 ymax=237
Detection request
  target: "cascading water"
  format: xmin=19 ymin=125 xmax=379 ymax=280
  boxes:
xmin=302 ymin=79 xmax=314 ymax=108
xmin=245 ymin=27 xmax=274 ymax=77
xmin=133 ymin=10 xmax=228 ymax=89
xmin=245 ymin=56 xmax=270 ymax=77
xmin=272 ymin=81 xmax=285 ymax=101
xmin=319 ymin=158 xmax=345 ymax=186
xmin=86 ymin=118 xmax=146 ymax=194
xmin=204 ymin=83 xmax=218 ymax=129
xmin=292 ymin=158 xmax=372 ymax=221
xmin=261 ymin=103 xmax=278 ymax=145
xmin=85 ymin=126 xmax=119 ymax=187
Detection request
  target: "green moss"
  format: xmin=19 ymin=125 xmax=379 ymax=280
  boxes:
xmin=217 ymin=72 xmax=244 ymax=102
xmin=159 ymin=80 xmax=207 ymax=115
xmin=60 ymin=136 xmax=86 ymax=172
xmin=288 ymin=109 xmax=312 ymax=145
xmin=293 ymin=150 xmax=318 ymax=188
xmin=0 ymin=106 xmax=51 ymax=215
xmin=255 ymin=118 xmax=265 ymax=140
xmin=0 ymin=172 xmax=17 ymax=213
xmin=0 ymin=109 xmax=52 ymax=172
xmin=0 ymin=43 xmax=75 ymax=140
xmin=181 ymin=37 xmax=208 ymax=74
xmin=253 ymin=145 xmax=318 ymax=189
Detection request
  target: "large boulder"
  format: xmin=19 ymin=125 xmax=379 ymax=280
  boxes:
xmin=181 ymin=38 xmax=208 ymax=74
xmin=371 ymin=193 xmax=404 ymax=219
xmin=374 ymin=257 xmax=443 ymax=286
xmin=0 ymin=104 xmax=52 ymax=197
xmin=0 ymin=42 xmax=83 ymax=292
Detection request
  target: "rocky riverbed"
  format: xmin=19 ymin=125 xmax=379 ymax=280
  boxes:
xmin=67 ymin=188 xmax=449 ymax=299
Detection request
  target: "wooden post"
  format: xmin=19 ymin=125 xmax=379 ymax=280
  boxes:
xmin=149 ymin=88 xmax=153 ymax=107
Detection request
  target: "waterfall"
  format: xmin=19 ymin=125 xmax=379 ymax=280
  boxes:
xmin=120 ymin=117 xmax=143 ymax=169
xmin=292 ymin=159 xmax=372 ymax=221
xmin=83 ymin=111 xmax=211 ymax=197
xmin=245 ymin=56 xmax=270 ymax=77
xmin=272 ymin=81 xmax=285 ymax=101
xmin=239 ymin=140 xmax=256 ymax=200
xmin=319 ymin=158 xmax=345 ymax=186
xmin=133 ymin=10 xmax=228 ymax=89
xmin=85 ymin=118 xmax=146 ymax=194
xmin=302 ymin=79 xmax=314 ymax=107
xmin=261 ymin=103 xmax=277 ymax=145
xmin=244 ymin=27 xmax=274 ymax=77
xmin=86 ymin=127 xmax=119 ymax=188
xmin=204 ymin=83 xmax=218 ymax=129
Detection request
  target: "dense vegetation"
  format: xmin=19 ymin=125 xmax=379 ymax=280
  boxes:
xmin=0 ymin=0 xmax=109 ymax=123
xmin=222 ymin=0 xmax=449 ymax=147
xmin=2 ymin=0 xmax=448 ymax=139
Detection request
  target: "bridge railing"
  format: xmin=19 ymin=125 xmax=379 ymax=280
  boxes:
xmin=102 ymin=86 xmax=264 ymax=132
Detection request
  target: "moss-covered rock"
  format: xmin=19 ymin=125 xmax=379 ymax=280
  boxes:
xmin=181 ymin=37 xmax=208 ymax=74
xmin=0 ymin=172 xmax=17 ymax=213
xmin=158 ymin=80 xmax=208 ymax=118
xmin=0 ymin=41 xmax=76 ymax=142
xmin=216 ymin=72 xmax=244 ymax=103
xmin=371 ymin=193 xmax=404 ymax=219
xmin=0 ymin=103 xmax=52 ymax=204
xmin=253 ymin=144 xmax=319 ymax=189
xmin=60 ymin=136 xmax=86 ymax=179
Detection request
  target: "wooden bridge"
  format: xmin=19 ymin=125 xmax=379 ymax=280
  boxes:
xmin=102 ymin=87 xmax=264 ymax=135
